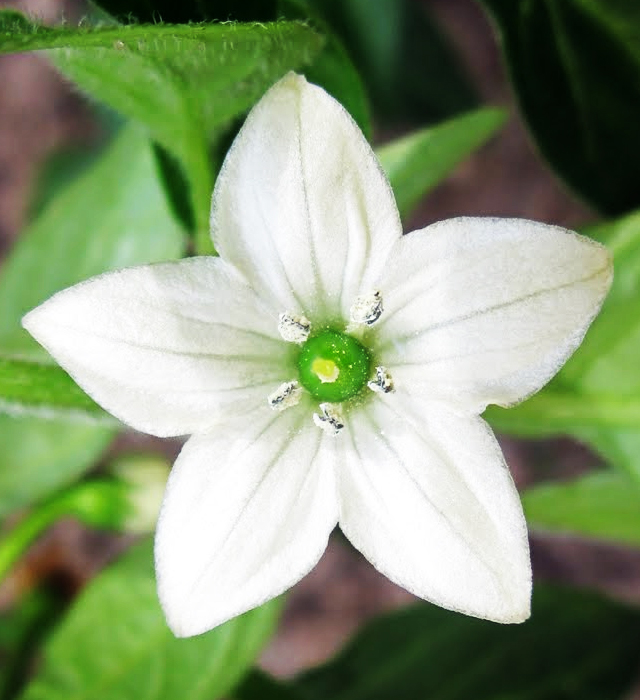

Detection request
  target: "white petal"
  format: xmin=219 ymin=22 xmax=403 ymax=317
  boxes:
xmin=211 ymin=72 xmax=401 ymax=320
xmin=375 ymin=217 xmax=612 ymax=411
xmin=23 ymin=258 xmax=289 ymax=437
xmin=339 ymin=397 xmax=531 ymax=623
xmin=155 ymin=403 xmax=338 ymax=636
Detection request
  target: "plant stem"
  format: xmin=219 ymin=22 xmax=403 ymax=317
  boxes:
xmin=0 ymin=481 xmax=127 ymax=583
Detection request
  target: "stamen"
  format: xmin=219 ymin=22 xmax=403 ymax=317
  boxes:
xmin=278 ymin=312 xmax=311 ymax=343
xmin=313 ymin=402 xmax=344 ymax=436
xmin=350 ymin=290 xmax=383 ymax=326
xmin=268 ymin=380 xmax=302 ymax=412
xmin=368 ymin=366 xmax=395 ymax=394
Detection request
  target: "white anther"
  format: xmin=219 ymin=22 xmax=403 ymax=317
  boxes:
xmin=268 ymin=380 xmax=302 ymax=412
xmin=368 ymin=366 xmax=395 ymax=394
xmin=278 ymin=312 xmax=311 ymax=343
xmin=350 ymin=290 xmax=383 ymax=326
xmin=313 ymin=402 xmax=344 ymax=436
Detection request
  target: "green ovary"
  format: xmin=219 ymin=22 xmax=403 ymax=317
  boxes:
xmin=297 ymin=329 xmax=371 ymax=402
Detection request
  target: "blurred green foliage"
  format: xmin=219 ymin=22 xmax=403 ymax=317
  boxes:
xmin=235 ymin=587 xmax=640 ymax=700
xmin=0 ymin=125 xmax=183 ymax=517
xmin=480 ymin=0 xmax=640 ymax=215
xmin=18 ymin=541 xmax=282 ymax=700
xmin=523 ymin=471 xmax=640 ymax=546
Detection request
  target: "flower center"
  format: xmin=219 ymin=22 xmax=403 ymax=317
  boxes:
xmin=297 ymin=330 xmax=371 ymax=402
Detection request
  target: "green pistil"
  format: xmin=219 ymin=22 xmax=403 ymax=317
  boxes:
xmin=297 ymin=330 xmax=371 ymax=402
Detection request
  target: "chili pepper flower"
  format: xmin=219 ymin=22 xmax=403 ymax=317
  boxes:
xmin=23 ymin=73 xmax=612 ymax=637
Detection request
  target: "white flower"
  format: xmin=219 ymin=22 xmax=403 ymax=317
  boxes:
xmin=22 ymin=73 xmax=612 ymax=637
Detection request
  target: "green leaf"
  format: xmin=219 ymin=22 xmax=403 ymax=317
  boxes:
xmin=0 ymin=356 xmax=112 ymax=423
xmin=151 ymin=142 xmax=197 ymax=234
xmin=26 ymin=105 xmax=124 ymax=221
xmin=0 ymin=11 xmax=324 ymax=244
xmin=479 ymin=0 xmax=640 ymax=215
xmin=279 ymin=0 xmax=372 ymax=139
xmin=573 ymin=427 xmax=640 ymax=484
xmin=560 ymin=211 xmax=640 ymax=392
xmin=234 ymin=670 xmax=305 ymax=700
xmin=485 ymin=391 xmax=640 ymax=437
xmin=0 ymin=125 xmax=184 ymax=518
xmin=0 ymin=125 xmax=184 ymax=357
xmin=90 ymin=0 xmax=279 ymax=24
xmin=523 ymin=470 xmax=640 ymax=547
xmin=18 ymin=540 xmax=282 ymax=700
xmin=294 ymin=587 xmax=640 ymax=700
xmin=0 ymin=481 xmax=131 ymax=585
xmin=92 ymin=0 xmax=371 ymax=137
xmin=301 ymin=31 xmax=371 ymax=140
xmin=306 ymin=0 xmax=477 ymax=124
xmin=0 ymin=421 xmax=112 ymax=521
xmin=0 ymin=588 xmax=66 ymax=700
xmin=377 ymin=106 xmax=507 ymax=220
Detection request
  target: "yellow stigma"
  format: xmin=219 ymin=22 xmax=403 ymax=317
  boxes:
xmin=311 ymin=357 xmax=340 ymax=383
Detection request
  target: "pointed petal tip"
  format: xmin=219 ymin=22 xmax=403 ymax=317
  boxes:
xmin=154 ymin=551 xmax=226 ymax=638
xmin=258 ymin=70 xmax=308 ymax=107
xmin=490 ymin=584 xmax=532 ymax=625
xmin=571 ymin=225 xmax=613 ymax=282
xmin=569 ymin=231 xmax=614 ymax=337
xmin=437 ymin=565 xmax=532 ymax=625
xmin=21 ymin=307 xmax=34 ymax=332
xmin=482 ymin=607 xmax=531 ymax=625
xmin=159 ymin=593 xmax=219 ymax=639
xmin=279 ymin=70 xmax=307 ymax=88
xmin=21 ymin=301 xmax=49 ymax=341
xmin=160 ymin=604 xmax=213 ymax=639
xmin=508 ymin=603 xmax=532 ymax=625
xmin=21 ymin=297 xmax=78 ymax=372
xmin=158 ymin=583 xmax=272 ymax=638
xmin=162 ymin=607 xmax=200 ymax=639
xmin=594 ymin=237 xmax=614 ymax=290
